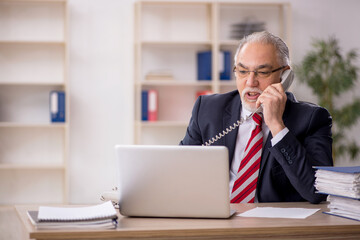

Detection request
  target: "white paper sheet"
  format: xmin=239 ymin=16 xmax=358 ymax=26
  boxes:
xmin=237 ymin=207 xmax=320 ymax=219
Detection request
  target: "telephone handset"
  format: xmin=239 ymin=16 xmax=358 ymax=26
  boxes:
xmin=280 ymin=69 xmax=294 ymax=92
xmin=203 ymin=69 xmax=294 ymax=146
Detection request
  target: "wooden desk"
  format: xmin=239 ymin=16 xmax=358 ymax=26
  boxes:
xmin=16 ymin=202 xmax=360 ymax=240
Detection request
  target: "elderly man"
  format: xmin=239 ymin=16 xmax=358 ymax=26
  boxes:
xmin=180 ymin=31 xmax=333 ymax=204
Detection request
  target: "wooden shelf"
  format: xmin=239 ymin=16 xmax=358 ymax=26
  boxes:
xmin=134 ymin=0 xmax=291 ymax=145
xmin=139 ymin=81 xmax=212 ymax=87
xmin=0 ymin=0 xmax=66 ymax=3
xmin=0 ymin=40 xmax=65 ymax=44
xmin=0 ymin=164 xmax=65 ymax=170
xmin=141 ymin=40 xmax=212 ymax=46
xmin=0 ymin=82 xmax=65 ymax=86
xmin=136 ymin=121 xmax=189 ymax=127
xmin=0 ymin=0 xmax=68 ymax=205
xmin=0 ymin=122 xmax=67 ymax=128
xmin=220 ymin=40 xmax=240 ymax=46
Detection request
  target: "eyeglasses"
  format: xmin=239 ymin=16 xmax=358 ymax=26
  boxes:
xmin=233 ymin=66 xmax=286 ymax=78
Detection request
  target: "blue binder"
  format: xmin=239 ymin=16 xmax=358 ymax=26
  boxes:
xmin=141 ymin=90 xmax=148 ymax=121
xmin=314 ymin=166 xmax=360 ymax=173
xmin=50 ymin=91 xmax=65 ymax=122
xmin=220 ymin=51 xmax=231 ymax=80
xmin=197 ymin=51 xmax=212 ymax=81
xmin=197 ymin=51 xmax=231 ymax=81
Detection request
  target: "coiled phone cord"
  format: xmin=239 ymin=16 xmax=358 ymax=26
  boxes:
xmin=202 ymin=107 xmax=262 ymax=146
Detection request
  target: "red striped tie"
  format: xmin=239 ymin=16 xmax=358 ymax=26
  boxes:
xmin=230 ymin=113 xmax=263 ymax=203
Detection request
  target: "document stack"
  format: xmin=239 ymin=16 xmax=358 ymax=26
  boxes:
xmin=27 ymin=201 xmax=118 ymax=229
xmin=145 ymin=70 xmax=174 ymax=81
xmin=314 ymin=166 xmax=360 ymax=221
xmin=230 ymin=20 xmax=266 ymax=40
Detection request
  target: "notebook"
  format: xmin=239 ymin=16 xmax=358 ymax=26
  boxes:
xmin=37 ymin=201 xmax=117 ymax=221
xmin=115 ymin=145 xmax=235 ymax=218
xmin=27 ymin=201 xmax=118 ymax=229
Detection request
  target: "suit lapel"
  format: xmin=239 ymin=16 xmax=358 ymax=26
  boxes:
xmin=224 ymin=94 xmax=241 ymax=166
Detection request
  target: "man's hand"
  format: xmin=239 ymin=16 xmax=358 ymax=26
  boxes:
xmin=256 ymin=83 xmax=287 ymax=136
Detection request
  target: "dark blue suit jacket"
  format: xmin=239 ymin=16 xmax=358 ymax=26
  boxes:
xmin=180 ymin=90 xmax=333 ymax=203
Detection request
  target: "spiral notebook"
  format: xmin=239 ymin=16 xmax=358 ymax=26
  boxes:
xmin=27 ymin=201 xmax=118 ymax=229
xmin=37 ymin=201 xmax=117 ymax=221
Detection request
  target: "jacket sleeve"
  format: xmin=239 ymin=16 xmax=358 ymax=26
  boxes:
xmin=268 ymin=106 xmax=333 ymax=203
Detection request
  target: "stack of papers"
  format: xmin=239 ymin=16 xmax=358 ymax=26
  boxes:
xmin=237 ymin=207 xmax=319 ymax=219
xmin=315 ymin=166 xmax=360 ymax=198
xmin=27 ymin=201 xmax=118 ymax=229
xmin=314 ymin=166 xmax=360 ymax=221
xmin=230 ymin=18 xmax=266 ymax=39
xmin=145 ymin=70 xmax=174 ymax=81
xmin=326 ymin=195 xmax=360 ymax=221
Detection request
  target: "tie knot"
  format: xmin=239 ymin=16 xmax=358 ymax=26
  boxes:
xmin=253 ymin=113 xmax=262 ymax=126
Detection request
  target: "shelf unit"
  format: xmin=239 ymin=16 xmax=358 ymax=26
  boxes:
xmin=0 ymin=0 xmax=68 ymax=204
xmin=134 ymin=1 xmax=291 ymax=145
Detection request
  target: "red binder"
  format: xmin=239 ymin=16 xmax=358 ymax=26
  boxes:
xmin=148 ymin=90 xmax=158 ymax=121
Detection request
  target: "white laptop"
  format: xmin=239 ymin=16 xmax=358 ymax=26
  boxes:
xmin=115 ymin=145 xmax=235 ymax=218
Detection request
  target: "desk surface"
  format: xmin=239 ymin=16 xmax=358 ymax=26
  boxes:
xmin=16 ymin=202 xmax=360 ymax=240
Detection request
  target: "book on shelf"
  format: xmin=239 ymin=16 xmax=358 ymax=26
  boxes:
xmin=141 ymin=89 xmax=158 ymax=122
xmin=141 ymin=90 xmax=148 ymax=121
xmin=50 ymin=90 xmax=65 ymax=123
xmin=145 ymin=70 xmax=174 ymax=81
xmin=219 ymin=51 xmax=231 ymax=80
xmin=148 ymin=89 xmax=158 ymax=121
xmin=27 ymin=201 xmax=118 ymax=229
xmin=197 ymin=51 xmax=211 ymax=81
xmin=197 ymin=51 xmax=231 ymax=81
xmin=314 ymin=166 xmax=360 ymax=221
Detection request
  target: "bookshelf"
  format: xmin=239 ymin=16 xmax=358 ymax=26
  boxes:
xmin=134 ymin=1 xmax=291 ymax=145
xmin=0 ymin=0 xmax=68 ymax=204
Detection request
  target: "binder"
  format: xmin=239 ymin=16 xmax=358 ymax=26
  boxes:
xmin=314 ymin=166 xmax=360 ymax=199
xmin=197 ymin=51 xmax=212 ymax=81
xmin=148 ymin=89 xmax=158 ymax=121
xmin=50 ymin=91 xmax=65 ymax=122
xmin=197 ymin=51 xmax=231 ymax=81
xmin=141 ymin=90 xmax=148 ymax=121
xmin=314 ymin=166 xmax=360 ymax=173
xmin=220 ymin=51 xmax=231 ymax=80
xmin=314 ymin=166 xmax=360 ymax=221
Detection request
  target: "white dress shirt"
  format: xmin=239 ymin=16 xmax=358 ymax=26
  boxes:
xmin=229 ymin=107 xmax=289 ymax=199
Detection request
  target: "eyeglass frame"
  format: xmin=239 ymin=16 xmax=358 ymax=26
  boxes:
xmin=233 ymin=65 xmax=287 ymax=78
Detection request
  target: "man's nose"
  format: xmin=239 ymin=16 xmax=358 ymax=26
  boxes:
xmin=246 ymin=72 xmax=259 ymax=86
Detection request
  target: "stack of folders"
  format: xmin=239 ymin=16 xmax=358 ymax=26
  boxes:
xmin=27 ymin=201 xmax=118 ymax=229
xmin=230 ymin=21 xmax=266 ymax=39
xmin=314 ymin=166 xmax=360 ymax=221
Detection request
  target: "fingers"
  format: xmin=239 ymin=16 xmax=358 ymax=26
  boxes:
xmin=256 ymin=83 xmax=285 ymax=108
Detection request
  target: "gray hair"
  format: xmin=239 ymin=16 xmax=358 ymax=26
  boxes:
xmin=233 ymin=31 xmax=290 ymax=66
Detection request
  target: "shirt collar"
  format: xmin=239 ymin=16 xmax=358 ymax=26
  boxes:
xmin=241 ymin=107 xmax=252 ymax=119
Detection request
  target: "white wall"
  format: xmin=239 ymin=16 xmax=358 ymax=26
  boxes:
xmin=68 ymin=0 xmax=360 ymax=203
xmin=68 ymin=0 xmax=134 ymax=204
